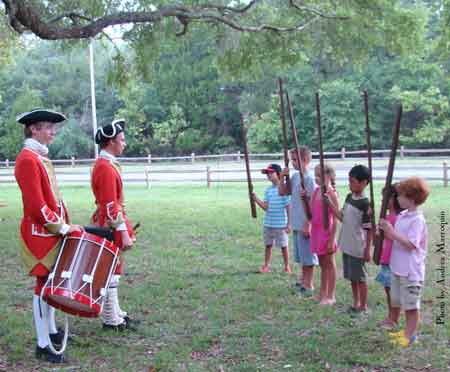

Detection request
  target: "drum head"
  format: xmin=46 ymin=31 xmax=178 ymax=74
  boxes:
xmin=44 ymin=288 xmax=101 ymax=318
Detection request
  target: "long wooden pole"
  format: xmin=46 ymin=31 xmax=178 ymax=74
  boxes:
xmin=363 ymin=91 xmax=376 ymax=238
xmin=278 ymin=77 xmax=291 ymax=194
xmin=241 ymin=114 xmax=257 ymax=218
xmin=315 ymin=92 xmax=329 ymax=230
xmin=373 ymin=105 xmax=403 ymax=264
xmin=285 ymin=91 xmax=312 ymax=220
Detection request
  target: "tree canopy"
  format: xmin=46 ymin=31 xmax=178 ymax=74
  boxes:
xmin=0 ymin=1 xmax=448 ymax=159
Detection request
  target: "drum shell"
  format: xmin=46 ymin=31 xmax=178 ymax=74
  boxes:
xmin=43 ymin=231 xmax=119 ymax=318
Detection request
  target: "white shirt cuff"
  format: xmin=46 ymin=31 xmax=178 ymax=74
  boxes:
xmin=59 ymin=223 xmax=70 ymax=235
xmin=116 ymin=223 xmax=127 ymax=231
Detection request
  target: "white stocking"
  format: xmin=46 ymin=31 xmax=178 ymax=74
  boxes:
xmin=101 ymin=276 xmax=124 ymax=326
xmin=32 ymin=295 xmax=49 ymax=348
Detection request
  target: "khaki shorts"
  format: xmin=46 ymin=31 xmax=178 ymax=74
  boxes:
xmin=391 ymin=274 xmax=422 ymax=311
xmin=263 ymin=226 xmax=288 ymax=248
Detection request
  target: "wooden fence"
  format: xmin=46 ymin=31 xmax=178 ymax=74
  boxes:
xmin=0 ymin=149 xmax=448 ymax=187
xmin=1 ymin=147 xmax=450 ymax=168
xmin=2 ymin=162 xmax=447 ymax=187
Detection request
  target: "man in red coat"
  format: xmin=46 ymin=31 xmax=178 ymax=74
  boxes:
xmin=91 ymin=119 xmax=137 ymax=330
xmin=15 ymin=109 xmax=83 ymax=363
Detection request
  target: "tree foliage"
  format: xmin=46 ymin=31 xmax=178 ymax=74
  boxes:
xmin=0 ymin=1 xmax=448 ymax=159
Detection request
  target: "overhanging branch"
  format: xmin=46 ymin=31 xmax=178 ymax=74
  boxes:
xmin=1 ymin=0 xmax=351 ymax=40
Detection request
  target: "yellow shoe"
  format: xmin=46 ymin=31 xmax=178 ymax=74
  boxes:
xmin=392 ymin=334 xmax=417 ymax=348
xmin=388 ymin=329 xmax=404 ymax=338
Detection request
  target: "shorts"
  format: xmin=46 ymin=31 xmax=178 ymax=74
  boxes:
xmin=375 ymin=264 xmax=392 ymax=288
xmin=263 ymin=226 xmax=288 ymax=248
xmin=292 ymin=231 xmax=318 ymax=266
xmin=343 ymin=253 xmax=368 ymax=282
xmin=391 ymin=274 xmax=422 ymax=311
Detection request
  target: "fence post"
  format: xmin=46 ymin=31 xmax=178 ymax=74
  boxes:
xmin=5 ymin=159 xmax=9 ymax=168
xmin=206 ymin=166 xmax=211 ymax=188
xmin=400 ymin=145 xmax=405 ymax=159
xmin=147 ymin=154 xmax=152 ymax=164
xmin=341 ymin=147 xmax=345 ymax=160
xmin=71 ymin=156 xmax=75 ymax=167
xmin=144 ymin=166 xmax=150 ymax=189
xmin=191 ymin=152 xmax=195 ymax=164
xmin=236 ymin=151 xmax=241 ymax=162
xmin=444 ymin=161 xmax=448 ymax=188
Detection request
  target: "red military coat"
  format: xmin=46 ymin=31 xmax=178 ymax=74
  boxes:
xmin=91 ymin=152 xmax=135 ymax=274
xmin=15 ymin=147 xmax=69 ymax=277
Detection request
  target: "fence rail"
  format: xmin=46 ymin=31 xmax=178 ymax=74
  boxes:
xmin=1 ymin=147 xmax=450 ymax=168
xmin=0 ymin=160 xmax=448 ymax=188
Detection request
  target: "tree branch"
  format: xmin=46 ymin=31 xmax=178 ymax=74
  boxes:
xmin=199 ymin=0 xmax=259 ymax=15
xmin=48 ymin=12 xmax=93 ymax=25
xmin=289 ymin=0 xmax=350 ymax=20
xmin=1 ymin=0 xmax=349 ymax=40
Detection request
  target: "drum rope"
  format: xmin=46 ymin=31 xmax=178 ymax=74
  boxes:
xmin=40 ymin=279 xmax=69 ymax=355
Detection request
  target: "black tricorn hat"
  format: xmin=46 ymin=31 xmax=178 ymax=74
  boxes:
xmin=95 ymin=118 xmax=125 ymax=145
xmin=16 ymin=108 xmax=67 ymax=126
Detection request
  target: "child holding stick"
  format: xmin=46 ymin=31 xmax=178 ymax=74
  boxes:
xmin=327 ymin=165 xmax=372 ymax=314
xmin=375 ymin=185 xmax=403 ymax=329
xmin=308 ymin=163 xmax=338 ymax=305
xmin=252 ymin=164 xmax=291 ymax=273
xmin=279 ymin=147 xmax=318 ymax=296
xmin=379 ymin=177 xmax=430 ymax=347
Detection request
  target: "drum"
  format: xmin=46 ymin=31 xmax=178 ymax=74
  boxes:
xmin=43 ymin=231 xmax=119 ymax=318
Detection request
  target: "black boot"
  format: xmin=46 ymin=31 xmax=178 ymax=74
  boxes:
xmin=35 ymin=345 xmax=65 ymax=363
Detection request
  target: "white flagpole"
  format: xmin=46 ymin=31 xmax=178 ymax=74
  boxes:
xmin=89 ymin=39 xmax=98 ymax=158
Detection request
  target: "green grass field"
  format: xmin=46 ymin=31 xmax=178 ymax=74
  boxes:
xmin=0 ymin=183 xmax=449 ymax=371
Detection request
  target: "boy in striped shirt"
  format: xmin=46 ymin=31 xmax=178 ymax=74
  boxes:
xmin=252 ymin=163 xmax=291 ymax=273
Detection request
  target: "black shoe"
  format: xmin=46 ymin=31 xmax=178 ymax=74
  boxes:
xmin=102 ymin=322 xmax=128 ymax=332
xmin=123 ymin=315 xmax=141 ymax=327
xmin=35 ymin=345 xmax=65 ymax=364
xmin=103 ymin=318 xmax=138 ymax=332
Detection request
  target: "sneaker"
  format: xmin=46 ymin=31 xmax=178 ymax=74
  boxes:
xmin=392 ymin=334 xmax=417 ymax=348
xmin=35 ymin=345 xmax=65 ymax=363
xmin=259 ymin=266 xmax=270 ymax=273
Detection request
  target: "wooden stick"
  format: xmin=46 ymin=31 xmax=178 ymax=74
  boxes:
xmin=241 ymin=114 xmax=257 ymax=218
xmin=278 ymin=77 xmax=291 ymax=194
xmin=285 ymin=90 xmax=312 ymax=220
xmin=363 ymin=91 xmax=376 ymax=238
xmin=373 ymin=104 xmax=403 ymax=264
xmin=315 ymin=92 xmax=329 ymax=230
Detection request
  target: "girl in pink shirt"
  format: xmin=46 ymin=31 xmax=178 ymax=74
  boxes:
xmin=308 ymin=163 xmax=339 ymax=305
xmin=375 ymin=185 xmax=403 ymax=329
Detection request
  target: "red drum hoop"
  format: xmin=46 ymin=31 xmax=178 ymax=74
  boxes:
xmin=43 ymin=231 xmax=119 ymax=318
